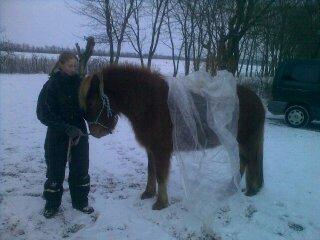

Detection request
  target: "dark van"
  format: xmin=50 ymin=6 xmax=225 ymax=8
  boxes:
xmin=268 ymin=60 xmax=320 ymax=128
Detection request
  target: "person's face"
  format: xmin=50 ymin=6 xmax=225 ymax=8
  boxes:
xmin=60 ymin=58 xmax=77 ymax=76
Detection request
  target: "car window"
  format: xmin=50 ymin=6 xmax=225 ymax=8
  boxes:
xmin=284 ymin=63 xmax=320 ymax=83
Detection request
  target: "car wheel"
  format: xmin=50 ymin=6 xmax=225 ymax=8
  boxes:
xmin=284 ymin=105 xmax=310 ymax=128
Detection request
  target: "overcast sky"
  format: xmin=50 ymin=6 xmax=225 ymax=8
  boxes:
xmin=0 ymin=0 xmax=92 ymax=48
xmin=0 ymin=0 xmax=172 ymax=54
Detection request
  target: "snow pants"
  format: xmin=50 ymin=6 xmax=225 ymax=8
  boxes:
xmin=43 ymin=127 xmax=90 ymax=209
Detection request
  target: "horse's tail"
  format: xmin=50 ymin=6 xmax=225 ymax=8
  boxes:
xmin=237 ymin=85 xmax=265 ymax=196
xmin=254 ymin=122 xmax=264 ymax=192
xmin=241 ymin=105 xmax=265 ymax=196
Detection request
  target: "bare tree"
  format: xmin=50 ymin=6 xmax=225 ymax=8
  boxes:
xmin=190 ymin=1 xmax=207 ymax=71
xmin=112 ymin=0 xmax=135 ymax=63
xmin=201 ymin=0 xmax=276 ymax=75
xmin=234 ymin=0 xmax=320 ymax=77
xmin=163 ymin=8 xmax=184 ymax=76
xmin=126 ymin=0 xmax=146 ymax=66
xmin=71 ymin=0 xmax=135 ymax=64
xmin=75 ymin=36 xmax=95 ymax=78
xmin=172 ymin=0 xmax=194 ymax=75
xmin=146 ymin=0 xmax=169 ymax=68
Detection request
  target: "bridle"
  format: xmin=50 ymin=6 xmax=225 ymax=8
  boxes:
xmin=86 ymin=71 xmax=116 ymax=132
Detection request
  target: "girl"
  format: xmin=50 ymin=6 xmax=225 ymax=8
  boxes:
xmin=37 ymin=52 xmax=94 ymax=218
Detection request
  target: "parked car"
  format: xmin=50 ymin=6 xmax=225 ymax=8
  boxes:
xmin=268 ymin=59 xmax=320 ymax=128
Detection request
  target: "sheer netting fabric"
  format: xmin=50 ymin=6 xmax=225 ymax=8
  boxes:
xmin=166 ymin=70 xmax=241 ymax=231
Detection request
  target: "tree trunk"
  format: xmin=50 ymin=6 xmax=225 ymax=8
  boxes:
xmin=215 ymin=36 xmax=240 ymax=75
xmin=76 ymin=36 xmax=95 ymax=78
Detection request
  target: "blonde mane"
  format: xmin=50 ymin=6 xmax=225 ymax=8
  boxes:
xmin=79 ymin=74 xmax=93 ymax=111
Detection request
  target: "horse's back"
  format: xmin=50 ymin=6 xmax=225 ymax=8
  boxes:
xmin=184 ymin=86 xmax=266 ymax=149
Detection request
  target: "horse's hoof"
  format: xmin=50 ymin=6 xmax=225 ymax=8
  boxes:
xmin=152 ymin=200 xmax=168 ymax=210
xmin=245 ymin=187 xmax=259 ymax=196
xmin=141 ymin=191 xmax=155 ymax=199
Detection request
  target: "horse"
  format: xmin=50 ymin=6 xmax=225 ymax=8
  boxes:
xmin=79 ymin=64 xmax=265 ymax=210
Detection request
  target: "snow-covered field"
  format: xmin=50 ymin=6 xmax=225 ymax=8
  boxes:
xmin=0 ymin=73 xmax=319 ymax=240
xmin=1 ymin=51 xmax=262 ymax=77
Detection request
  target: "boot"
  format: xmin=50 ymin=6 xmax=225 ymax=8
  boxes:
xmin=69 ymin=174 xmax=91 ymax=212
xmin=43 ymin=180 xmax=63 ymax=219
xmin=74 ymin=205 xmax=94 ymax=214
xmin=43 ymin=207 xmax=59 ymax=218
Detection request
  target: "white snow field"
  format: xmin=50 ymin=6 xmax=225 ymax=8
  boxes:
xmin=0 ymin=73 xmax=319 ymax=240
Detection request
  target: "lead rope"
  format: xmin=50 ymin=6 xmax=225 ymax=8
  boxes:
xmin=67 ymin=134 xmax=91 ymax=164
xmin=67 ymin=138 xmax=72 ymax=164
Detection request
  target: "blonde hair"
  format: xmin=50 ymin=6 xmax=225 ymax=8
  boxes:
xmin=50 ymin=51 xmax=78 ymax=76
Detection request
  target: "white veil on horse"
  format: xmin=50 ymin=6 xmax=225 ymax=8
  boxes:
xmin=166 ymin=69 xmax=241 ymax=232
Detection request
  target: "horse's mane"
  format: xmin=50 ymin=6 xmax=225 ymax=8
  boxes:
xmin=79 ymin=63 xmax=164 ymax=111
xmin=79 ymin=74 xmax=93 ymax=111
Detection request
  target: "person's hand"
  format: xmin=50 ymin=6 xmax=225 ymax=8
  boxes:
xmin=65 ymin=126 xmax=84 ymax=145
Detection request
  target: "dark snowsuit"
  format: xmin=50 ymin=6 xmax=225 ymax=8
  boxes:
xmin=36 ymin=70 xmax=90 ymax=210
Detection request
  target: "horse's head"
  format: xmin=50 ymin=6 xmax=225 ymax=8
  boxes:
xmin=79 ymin=72 xmax=118 ymax=138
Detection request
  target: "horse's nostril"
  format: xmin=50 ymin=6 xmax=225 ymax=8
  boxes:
xmin=99 ymin=129 xmax=105 ymax=136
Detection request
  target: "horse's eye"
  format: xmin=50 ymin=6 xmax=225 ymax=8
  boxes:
xmin=88 ymin=102 xmax=94 ymax=108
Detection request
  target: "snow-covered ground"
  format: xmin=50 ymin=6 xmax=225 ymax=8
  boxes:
xmin=0 ymin=73 xmax=319 ymax=240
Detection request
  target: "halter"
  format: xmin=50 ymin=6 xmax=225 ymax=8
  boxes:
xmin=87 ymin=71 xmax=114 ymax=131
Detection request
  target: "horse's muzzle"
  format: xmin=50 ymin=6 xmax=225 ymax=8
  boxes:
xmin=88 ymin=124 xmax=110 ymax=138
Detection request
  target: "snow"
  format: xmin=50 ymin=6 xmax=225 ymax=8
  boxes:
xmin=0 ymin=73 xmax=319 ymax=240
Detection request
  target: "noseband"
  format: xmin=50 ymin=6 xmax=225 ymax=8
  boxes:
xmin=87 ymin=72 xmax=116 ymax=132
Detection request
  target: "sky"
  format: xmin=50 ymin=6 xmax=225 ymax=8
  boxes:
xmin=0 ymin=0 xmax=171 ymax=54
xmin=0 ymin=0 xmax=91 ymax=49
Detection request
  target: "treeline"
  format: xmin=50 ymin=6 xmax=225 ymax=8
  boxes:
xmin=0 ymin=53 xmax=55 ymax=74
xmin=0 ymin=42 xmax=75 ymax=55
xmin=0 ymin=51 xmax=272 ymax=100
xmin=0 ymin=41 xmax=177 ymax=60
xmin=238 ymin=1 xmax=320 ymax=77
xmin=65 ymin=0 xmax=319 ymax=77
xmin=0 ymin=52 xmax=109 ymax=74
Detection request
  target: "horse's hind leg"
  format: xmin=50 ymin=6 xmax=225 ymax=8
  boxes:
xmin=242 ymin=129 xmax=264 ymax=196
xmin=141 ymin=151 xmax=156 ymax=199
xmin=152 ymin=149 xmax=170 ymax=210
xmin=239 ymin=150 xmax=246 ymax=178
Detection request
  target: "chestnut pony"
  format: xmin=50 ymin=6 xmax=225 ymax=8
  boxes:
xmin=79 ymin=64 xmax=265 ymax=210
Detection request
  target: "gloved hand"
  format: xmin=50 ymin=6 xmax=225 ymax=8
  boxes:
xmin=65 ymin=126 xmax=84 ymax=145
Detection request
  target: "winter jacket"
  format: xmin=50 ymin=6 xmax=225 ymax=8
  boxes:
xmin=36 ymin=70 xmax=87 ymax=133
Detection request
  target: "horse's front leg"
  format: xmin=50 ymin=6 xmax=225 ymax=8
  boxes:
xmin=152 ymin=150 xmax=170 ymax=210
xmin=141 ymin=150 xmax=156 ymax=199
